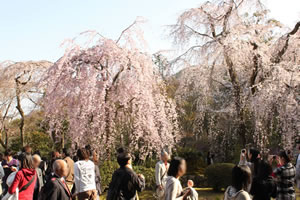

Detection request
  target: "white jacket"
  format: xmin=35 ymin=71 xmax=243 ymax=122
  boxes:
xmin=224 ymin=186 xmax=251 ymax=200
xmin=74 ymin=160 xmax=96 ymax=194
xmin=155 ymin=161 xmax=169 ymax=186
xmin=165 ymin=176 xmax=183 ymax=200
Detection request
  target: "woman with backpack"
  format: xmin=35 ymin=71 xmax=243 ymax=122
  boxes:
xmin=8 ymin=153 xmax=37 ymax=200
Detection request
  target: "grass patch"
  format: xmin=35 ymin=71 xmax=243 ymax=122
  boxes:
xmin=100 ymin=188 xmax=224 ymax=200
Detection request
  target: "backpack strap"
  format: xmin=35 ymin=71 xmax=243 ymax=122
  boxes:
xmin=19 ymin=171 xmax=36 ymax=193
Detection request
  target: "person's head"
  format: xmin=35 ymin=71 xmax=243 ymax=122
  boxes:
xmin=257 ymin=160 xmax=272 ymax=180
xmin=117 ymin=148 xmax=132 ymax=167
xmin=22 ymin=145 xmax=32 ymax=154
xmin=187 ymin=180 xmax=194 ymax=187
xmin=85 ymin=144 xmax=92 ymax=156
xmin=4 ymin=149 xmax=13 ymax=160
xmin=62 ymin=148 xmax=71 ymax=158
xmin=232 ymin=165 xmax=251 ymax=191
xmin=77 ymin=148 xmax=90 ymax=161
xmin=167 ymin=157 xmax=186 ymax=178
xmin=248 ymin=149 xmax=260 ymax=163
xmin=33 ymin=150 xmax=41 ymax=156
xmin=53 ymin=159 xmax=69 ymax=177
xmin=92 ymin=152 xmax=99 ymax=164
xmin=279 ymin=150 xmax=292 ymax=164
xmin=19 ymin=153 xmax=34 ymax=169
xmin=161 ymin=150 xmax=169 ymax=163
xmin=51 ymin=151 xmax=61 ymax=159
xmin=32 ymin=154 xmax=42 ymax=168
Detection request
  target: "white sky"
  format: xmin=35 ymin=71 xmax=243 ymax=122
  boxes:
xmin=0 ymin=0 xmax=299 ymax=62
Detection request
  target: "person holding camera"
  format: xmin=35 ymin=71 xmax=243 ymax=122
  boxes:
xmin=239 ymin=148 xmax=260 ymax=178
xmin=271 ymin=150 xmax=296 ymax=200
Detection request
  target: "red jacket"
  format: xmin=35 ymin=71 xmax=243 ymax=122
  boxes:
xmin=9 ymin=168 xmax=37 ymax=200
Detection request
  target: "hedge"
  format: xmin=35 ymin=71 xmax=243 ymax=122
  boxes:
xmin=204 ymin=163 xmax=235 ymax=191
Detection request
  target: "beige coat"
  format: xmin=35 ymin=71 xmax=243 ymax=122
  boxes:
xmin=64 ymin=156 xmax=74 ymax=184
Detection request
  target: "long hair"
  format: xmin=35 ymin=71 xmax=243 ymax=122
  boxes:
xmin=19 ymin=153 xmax=34 ymax=169
xmin=257 ymin=160 xmax=272 ymax=180
xmin=279 ymin=150 xmax=292 ymax=163
xmin=232 ymin=165 xmax=251 ymax=191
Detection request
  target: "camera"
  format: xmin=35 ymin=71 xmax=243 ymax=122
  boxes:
xmin=241 ymin=149 xmax=246 ymax=154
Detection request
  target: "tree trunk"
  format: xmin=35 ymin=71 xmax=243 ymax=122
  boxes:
xmin=15 ymin=80 xmax=25 ymax=147
xmin=224 ymin=51 xmax=247 ymax=146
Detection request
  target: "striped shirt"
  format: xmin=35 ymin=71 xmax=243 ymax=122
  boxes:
xmin=274 ymin=162 xmax=296 ymax=200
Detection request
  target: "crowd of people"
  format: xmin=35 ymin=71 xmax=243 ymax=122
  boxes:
xmin=153 ymin=147 xmax=300 ymax=200
xmin=0 ymin=144 xmax=298 ymax=200
xmin=0 ymin=145 xmax=101 ymax=200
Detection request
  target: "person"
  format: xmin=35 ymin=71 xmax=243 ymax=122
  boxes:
xmin=45 ymin=151 xmax=61 ymax=181
xmin=33 ymin=154 xmax=44 ymax=200
xmin=239 ymin=148 xmax=260 ymax=178
xmin=295 ymin=145 xmax=300 ymax=189
xmin=74 ymin=148 xmax=97 ymax=200
xmin=185 ymin=180 xmax=198 ymax=200
xmin=92 ymin=152 xmax=102 ymax=198
xmin=155 ymin=150 xmax=170 ymax=200
xmin=0 ymin=157 xmax=5 ymax=196
xmin=8 ymin=153 xmax=37 ymax=200
xmin=272 ymin=150 xmax=296 ymax=200
xmin=206 ymin=152 xmax=214 ymax=165
xmin=107 ymin=148 xmax=145 ymax=200
xmin=1 ymin=149 xmax=19 ymax=194
xmin=34 ymin=150 xmax=47 ymax=180
xmin=40 ymin=159 xmax=72 ymax=200
xmin=224 ymin=165 xmax=251 ymax=200
xmin=85 ymin=145 xmax=93 ymax=160
xmin=62 ymin=148 xmax=74 ymax=191
xmin=250 ymin=160 xmax=277 ymax=200
xmin=22 ymin=145 xmax=32 ymax=155
xmin=165 ymin=157 xmax=191 ymax=200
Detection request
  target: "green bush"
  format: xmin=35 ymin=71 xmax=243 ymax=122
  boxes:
xmin=204 ymin=163 xmax=235 ymax=191
xmin=99 ymin=161 xmax=119 ymax=190
xmin=173 ymin=147 xmax=206 ymax=174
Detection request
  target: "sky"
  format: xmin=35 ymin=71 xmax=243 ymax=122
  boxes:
xmin=0 ymin=0 xmax=299 ymax=62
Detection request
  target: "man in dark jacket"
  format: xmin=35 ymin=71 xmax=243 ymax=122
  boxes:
xmin=40 ymin=159 xmax=72 ymax=200
xmin=107 ymin=148 xmax=145 ymax=200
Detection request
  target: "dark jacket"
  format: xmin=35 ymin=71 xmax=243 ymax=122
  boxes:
xmin=39 ymin=174 xmax=71 ymax=200
xmin=94 ymin=163 xmax=102 ymax=195
xmin=107 ymin=166 xmax=145 ymax=200
xmin=250 ymin=176 xmax=277 ymax=200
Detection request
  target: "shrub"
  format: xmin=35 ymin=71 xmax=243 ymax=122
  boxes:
xmin=173 ymin=147 xmax=207 ymax=174
xmin=204 ymin=163 xmax=235 ymax=191
xmin=99 ymin=160 xmax=119 ymax=190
